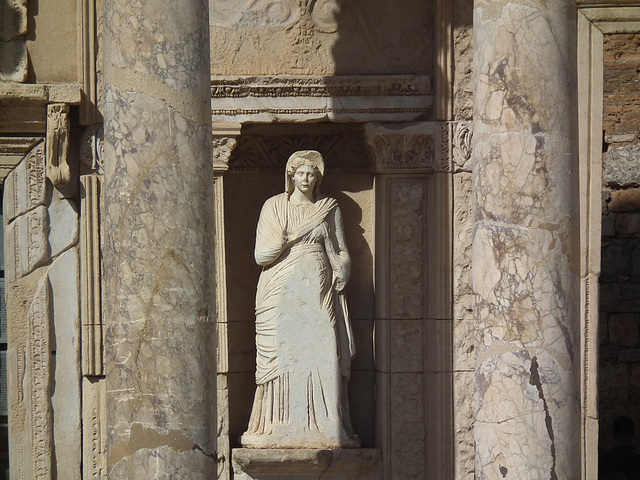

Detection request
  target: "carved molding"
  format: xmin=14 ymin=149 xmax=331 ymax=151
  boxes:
xmin=365 ymin=122 xmax=445 ymax=174
xmin=45 ymin=104 xmax=71 ymax=186
xmin=210 ymin=75 xmax=433 ymax=123
xmin=228 ymin=133 xmax=370 ymax=172
xmin=80 ymin=175 xmax=103 ymax=377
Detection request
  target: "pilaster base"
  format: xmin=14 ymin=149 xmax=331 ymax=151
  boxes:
xmin=231 ymin=448 xmax=380 ymax=480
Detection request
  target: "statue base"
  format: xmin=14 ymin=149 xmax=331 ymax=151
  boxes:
xmin=231 ymin=448 xmax=380 ymax=480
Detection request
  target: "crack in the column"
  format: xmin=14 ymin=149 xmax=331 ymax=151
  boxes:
xmin=529 ymin=356 xmax=558 ymax=480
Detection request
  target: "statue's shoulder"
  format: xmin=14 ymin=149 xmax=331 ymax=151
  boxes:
xmin=263 ymin=193 xmax=288 ymax=207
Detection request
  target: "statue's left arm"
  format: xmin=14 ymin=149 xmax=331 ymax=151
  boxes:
xmin=325 ymin=205 xmax=351 ymax=292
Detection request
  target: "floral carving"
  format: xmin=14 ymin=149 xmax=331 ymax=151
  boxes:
xmin=369 ymin=134 xmax=435 ymax=173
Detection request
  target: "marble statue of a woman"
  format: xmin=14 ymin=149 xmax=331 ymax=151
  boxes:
xmin=241 ymin=150 xmax=360 ymax=449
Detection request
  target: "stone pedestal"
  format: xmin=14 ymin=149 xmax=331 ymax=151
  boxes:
xmin=102 ymin=0 xmax=216 ymax=477
xmin=232 ymin=449 xmax=380 ymax=480
xmin=472 ymin=1 xmax=580 ymax=478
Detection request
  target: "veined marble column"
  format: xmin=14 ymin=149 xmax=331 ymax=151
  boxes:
xmin=103 ymin=1 xmax=216 ymax=478
xmin=472 ymin=1 xmax=580 ymax=479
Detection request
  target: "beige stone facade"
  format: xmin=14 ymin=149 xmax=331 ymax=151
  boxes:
xmin=1 ymin=0 xmax=640 ymax=479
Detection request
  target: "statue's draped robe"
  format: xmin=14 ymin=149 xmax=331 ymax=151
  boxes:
xmin=242 ymin=193 xmax=359 ymax=449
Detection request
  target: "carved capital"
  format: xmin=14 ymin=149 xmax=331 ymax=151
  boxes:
xmin=212 ymin=123 xmax=242 ymax=173
xmin=46 ymin=103 xmax=71 ymax=186
xmin=365 ymin=122 xmax=444 ymax=174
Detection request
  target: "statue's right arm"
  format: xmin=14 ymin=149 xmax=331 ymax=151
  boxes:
xmin=254 ymin=197 xmax=288 ymax=267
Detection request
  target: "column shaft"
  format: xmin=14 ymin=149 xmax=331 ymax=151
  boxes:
xmin=103 ymin=1 xmax=216 ymax=477
xmin=472 ymin=1 xmax=580 ymax=478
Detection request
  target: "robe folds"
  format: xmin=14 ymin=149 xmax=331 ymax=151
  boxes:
xmin=242 ymin=193 xmax=359 ymax=449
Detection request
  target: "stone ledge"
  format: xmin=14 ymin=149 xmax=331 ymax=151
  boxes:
xmin=232 ymin=448 xmax=380 ymax=480
xmin=0 ymin=83 xmax=81 ymax=105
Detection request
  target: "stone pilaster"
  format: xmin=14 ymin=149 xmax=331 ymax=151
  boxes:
xmin=102 ymin=0 xmax=216 ymax=477
xmin=365 ymin=122 xmax=452 ymax=480
xmin=472 ymin=1 xmax=580 ymax=479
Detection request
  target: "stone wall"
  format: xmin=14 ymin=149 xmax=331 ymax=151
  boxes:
xmin=599 ymin=33 xmax=640 ymax=453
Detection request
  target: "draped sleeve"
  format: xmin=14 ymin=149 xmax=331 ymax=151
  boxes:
xmin=254 ymin=194 xmax=288 ymax=267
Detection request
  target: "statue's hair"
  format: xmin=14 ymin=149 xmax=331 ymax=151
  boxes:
xmin=284 ymin=150 xmax=325 ymax=196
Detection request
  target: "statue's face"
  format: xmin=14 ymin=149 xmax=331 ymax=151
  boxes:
xmin=293 ymin=165 xmax=317 ymax=195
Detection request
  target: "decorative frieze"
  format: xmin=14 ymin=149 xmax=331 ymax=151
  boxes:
xmin=5 ymin=205 xmax=50 ymax=283
xmin=210 ymin=75 xmax=433 ymax=123
xmin=45 ymin=104 xmax=71 ymax=186
xmin=4 ymin=142 xmax=47 ymax=223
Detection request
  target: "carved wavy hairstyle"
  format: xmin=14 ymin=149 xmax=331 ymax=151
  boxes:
xmin=284 ymin=150 xmax=325 ymax=196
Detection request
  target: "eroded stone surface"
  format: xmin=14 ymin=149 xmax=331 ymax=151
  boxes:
xmin=605 ymin=144 xmax=640 ymax=188
xmin=5 ymin=205 xmax=50 ymax=282
xmin=49 ymin=248 xmax=82 ymax=479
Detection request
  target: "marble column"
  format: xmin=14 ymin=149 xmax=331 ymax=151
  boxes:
xmin=472 ymin=1 xmax=580 ymax=479
xmin=102 ymin=1 xmax=216 ymax=478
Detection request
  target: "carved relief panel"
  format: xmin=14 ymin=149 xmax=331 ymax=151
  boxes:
xmin=209 ymin=0 xmax=434 ymax=76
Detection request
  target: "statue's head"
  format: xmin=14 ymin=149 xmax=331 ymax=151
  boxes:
xmin=285 ymin=150 xmax=325 ymax=196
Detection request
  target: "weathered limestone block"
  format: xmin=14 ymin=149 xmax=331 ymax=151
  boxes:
xmin=49 ymin=248 xmax=81 ymax=479
xmin=48 ymin=188 xmax=79 ymax=257
xmin=4 ymin=142 xmax=47 ymax=223
xmin=609 ymin=188 xmax=640 ymax=213
xmin=5 ymin=205 xmax=50 ymax=282
xmin=604 ymin=144 xmax=640 ymax=188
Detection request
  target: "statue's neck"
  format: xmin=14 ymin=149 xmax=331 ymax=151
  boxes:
xmin=289 ymin=188 xmax=315 ymax=205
